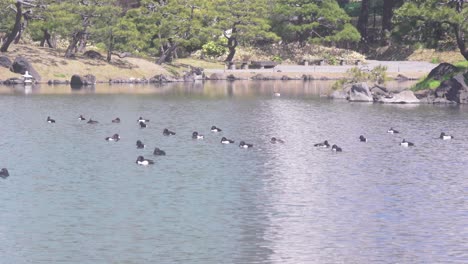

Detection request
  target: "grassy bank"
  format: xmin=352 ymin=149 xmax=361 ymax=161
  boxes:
xmin=0 ymin=45 xmax=171 ymax=82
xmin=412 ymin=61 xmax=468 ymax=91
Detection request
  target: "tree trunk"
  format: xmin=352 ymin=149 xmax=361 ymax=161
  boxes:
xmin=65 ymin=31 xmax=82 ymax=58
xmin=77 ymin=31 xmax=88 ymax=53
xmin=357 ymin=0 xmax=369 ymax=52
xmin=453 ymin=24 xmax=468 ymax=60
xmin=225 ymin=25 xmax=239 ymax=62
xmin=0 ymin=2 xmax=22 ymax=52
xmin=40 ymin=29 xmax=54 ymax=48
xmin=107 ymin=33 xmax=114 ymax=62
xmin=225 ymin=36 xmax=238 ymax=62
xmin=156 ymin=42 xmax=178 ymax=65
xmin=381 ymin=0 xmax=403 ymax=45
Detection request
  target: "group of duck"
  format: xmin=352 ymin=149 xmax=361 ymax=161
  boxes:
xmin=45 ymin=115 xmax=286 ymax=167
xmin=0 ymin=116 xmax=456 ymax=177
xmin=313 ymin=127 xmax=454 ymax=152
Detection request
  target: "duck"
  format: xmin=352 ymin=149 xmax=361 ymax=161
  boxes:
xmin=359 ymin=135 xmax=367 ymax=142
xmin=239 ymin=141 xmax=253 ymax=148
xmin=211 ymin=126 xmax=222 ymax=132
xmin=112 ymin=117 xmax=121 ymax=123
xmin=439 ymin=132 xmax=454 ymax=140
xmin=270 ymin=137 xmax=285 ymax=144
xmin=400 ymin=139 xmax=415 ymax=147
xmin=387 ymin=128 xmax=399 ymax=134
xmin=105 ymin=133 xmax=120 ymax=141
xmin=163 ymin=128 xmax=176 ymax=136
xmin=47 ymin=116 xmax=56 ymax=123
xmin=87 ymin=119 xmax=98 ymax=124
xmin=136 ymin=156 xmax=154 ymax=166
xmin=331 ymin=144 xmax=342 ymax=152
xmin=153 ymin=147 xmax=166 ymax=156
xmin=78 ymin=115 xmax=86 ymax=121
xmin=314 ymin=140 xmax=330 ymax=148
xmin=137 ymin=117 xmax=149 ymax=123
xmin=221 ymin=137 xmax=234 ymax=144
xmin=139 ymin=121 xmax=147 ymax=128
xmin=192 ymin=131 xmax=204 ymax=139
xmin=0 ymin=168 xmax=9 ymax=179
xmin=136 ymin=140 xmax=145 ymax=149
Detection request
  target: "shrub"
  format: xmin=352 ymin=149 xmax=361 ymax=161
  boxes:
xmin=202 ymin=39 xmax=228 ymax=58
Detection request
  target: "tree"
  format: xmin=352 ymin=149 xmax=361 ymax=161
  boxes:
xmin=44 ymin=0 xmax=121 ymax=58
xmin=133 ymin=0 xmax=213 ymax=64
xmin=215 ymin=0 xmax=279 ymax=62
xmin=356 ymin=0 xmax=369 ymax=51
xmin=381 ymin=0 xmax=403 ymax=44
xmin=272 ymin=0 xmax=359 ymax=47
xmin=0 ymin=0 xmax=36 ymax=52
xmin=394 ymin=0 xmax=468 ymax=60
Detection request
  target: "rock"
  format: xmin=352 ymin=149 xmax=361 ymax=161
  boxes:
xmin=414 ymin=89 xmax=432 ymax=99
xmin=434 ymin=73 xmax=468 ymax=104
xmin=208 ymin=73 xmax=224 ymax=80
xmin=83 ymin=50 xmax=103 ymax=59
xmin=70 ymin=74 xmax=96 ymax=86
xmin=302 ymin=75 xmax=315 ymax=80
xmin=226 ymin=74 xmax=246 ymax=81
xmin=251 ymin=74 xmax=278 ymax=80
xmin=377 ymin=90 xmax=420 ymax=104
xmin=330 ymin=90 xmax=348 ymax=99
xmin=432 ymin=97 xmax=456 ymax=104
xmin=348 ymin=82 xmax=373 ymax=102
xmin=370 ymin=84 xmax=389 ymax=97
xmin=427 ymin=63 xmax=458 ymax=80
xmin=0 ymin=56 xmax=12 ymax=68
xmin=47 ymin=79 xmax=69 ymax=85
xmin=3 ymin=78 xmax=23 ymax=85
xmin=395 ymin=74 xmax=409 ymax=81
xmin=9 ymin=56 xmax=41 ymax=81
xmin=149 ymin=74 xmax=176 ymax=83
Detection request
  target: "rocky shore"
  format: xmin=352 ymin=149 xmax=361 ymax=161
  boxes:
xmin=330 ymin=63 xmax=468 ymax=104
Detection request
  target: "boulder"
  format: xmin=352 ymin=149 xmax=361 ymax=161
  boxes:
xmin=208 ymin=73 xmax=224 ymax=80
xmin=70 ymin=74 xmax=96 ymax=86
xmin=377 ymin=90 xmax=420 ymax=104
xmin=47 ymin=79 xmax=69 ymax=85
xmin=252 ymin=74 xmax=278 ymax=80
xmin=348 ymin=82 xmax=373 ymax=102
xmin=427 ymin=63 xmax=458 ymax=80
xmin=83 ymin=50 xmax=103 ymax=59
xmin=330 ymin=90 xmax=348 ymax=99
xmin=9 ymin=56 xmax=41 ymax=81
xmin=434 ymin=73 xmax=468 ymax=104
xmin=414 ymin=89 xmax=432 ymax=99
xmin=149 ymin=74 xmax=177 ymax=83
xmin=3 ymin=78 xmax=23 ymax=85
xmin=0 ymin=56 xmax=12 ymax=68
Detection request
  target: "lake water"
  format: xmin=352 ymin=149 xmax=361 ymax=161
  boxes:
xmin=0 ymin=81 xmax=466 ymax=264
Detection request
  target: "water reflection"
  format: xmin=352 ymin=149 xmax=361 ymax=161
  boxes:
xmin=0 ymin=80 xmax=418 ymax=97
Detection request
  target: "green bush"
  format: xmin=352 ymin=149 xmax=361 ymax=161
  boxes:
xmin=202 ymin=40 xmax=228 ymax=58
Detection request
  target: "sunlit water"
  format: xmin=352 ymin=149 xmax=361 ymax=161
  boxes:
xmin=0 ymin=81 xmax=466 ymax=264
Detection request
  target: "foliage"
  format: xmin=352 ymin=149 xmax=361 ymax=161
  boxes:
xmin=271 ymin=0 xmax=360 ymax=45
xmin=214 ymin=0 xmax=279 ymax=61
xmin=347 ymin=65 xmax=388 ymax=83
xmin=454 ymin=60 xmax=468 ymax=69
xmin=333 ymin=65 xmax=388 ymax=90
xmin=394 ymin=0 xmax=468 ymax=60
xmin=202 ymin=39 xmax=228 ymax=58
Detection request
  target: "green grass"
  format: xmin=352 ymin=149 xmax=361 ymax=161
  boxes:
xmin=454 ymin=60 xmax=468 ymax=69
xmin=174 ymin=58 xmax=224 ymax=69
xmin=412 ymin=60 xmax=468 ymax=91
xmin=53 ymin=73 xmax=66 ymax=78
